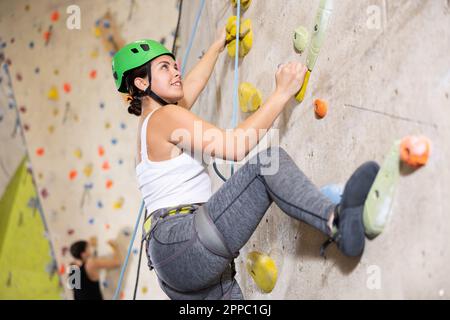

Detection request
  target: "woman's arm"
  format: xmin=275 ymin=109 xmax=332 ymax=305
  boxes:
xmin=161 ymin=62 xmax=306 ymax=162
xmin=178 ymin=27 xmax=226 ymax=110
xmin=160 ymin=92 xmax=288 ymax=162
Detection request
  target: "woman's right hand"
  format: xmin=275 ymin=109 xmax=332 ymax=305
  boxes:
xmin=275 ymin=61 xmax=307 ymax=100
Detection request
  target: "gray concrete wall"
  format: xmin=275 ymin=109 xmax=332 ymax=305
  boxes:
xmin=178 ymin=0 xmax=450 ymax=299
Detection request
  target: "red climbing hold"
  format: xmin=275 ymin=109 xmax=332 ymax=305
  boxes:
xmin=36 ymin=147 xmax=45 ymax=156
xmin=41 ymin=188 xmax=49 ymax=199
xmin=43 ymin=31 xmax=52 ymax=42
xmin=102 ymin=160 xmax=110 ymax=171
xmin=59 ymin=264 xmax=66 ymax=275
xmin=69 ymin=170 xmax=77 ymax=180
xmin=63 ymin=83 xmax=71 ymax=93
xmin=51 ymin=11 xmax=60 ymax=22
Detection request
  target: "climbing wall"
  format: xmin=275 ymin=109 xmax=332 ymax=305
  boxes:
xmin=177 ymin=0 xmax=450 ymax=299
xmin=0 ymin=0 xmax=179 ymax=299
xmin=0 ymin=157 xmax=63 ymax=299
xmin=0 ymin=53 xmax=25 ymax=200
xmin=0 ymin=37 xmax=62 ymax=299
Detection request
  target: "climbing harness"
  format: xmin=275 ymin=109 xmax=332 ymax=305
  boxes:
xmin=141 ymin=203 xmax=203 ymax=245
xmin=142 ymin=203 xmax=239 ymax=298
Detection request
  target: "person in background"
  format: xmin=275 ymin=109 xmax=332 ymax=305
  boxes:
xmin=69 ymin=237 xmax=122 ymax=300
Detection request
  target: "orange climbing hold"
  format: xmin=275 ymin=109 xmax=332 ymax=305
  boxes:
xmin=89 ymin=70 xmax=97 ymax=79
xmin=400 ymin=136 xmax=431 ymax=168
xmin=43 ymin=31 xmax=51 ymax=42
xmin=58 ymin=264 xmax=66 ymax=275
xmin=63 ymin=83 xmax=71 ymax=93
xmin=98 ymin=145 xmax=105 ymax=157
xmin=36 ymin=147 xmax=45 ymax=156
xmin=50 ymin=10 xmax=60 ymax=22
xmin=69 ymin=170 xmax=77 ymax=180
xmin=106 ymin=179 xmax=113 ymax=189
xmin=314 ymin=99 xmax=328 ymax=119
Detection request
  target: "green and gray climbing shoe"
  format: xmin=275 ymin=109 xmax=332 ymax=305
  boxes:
xmin=322 ymin=161 xmax=380 ymax=257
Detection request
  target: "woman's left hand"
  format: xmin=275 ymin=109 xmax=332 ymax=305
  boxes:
xmin=213 ymin=26 xmax=227 ymax=53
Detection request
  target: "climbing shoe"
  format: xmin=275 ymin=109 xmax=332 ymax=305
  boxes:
xmin=321 ymin=161 xmax=380 ymax=257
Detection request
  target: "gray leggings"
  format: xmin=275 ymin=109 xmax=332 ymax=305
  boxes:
xmin=146 ymin=146 xmax=335 ymax=300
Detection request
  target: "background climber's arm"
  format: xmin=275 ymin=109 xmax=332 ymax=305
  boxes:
xmin=179 ymin=28 xmax=226 ymax=110
xmin=88 ymin=256 xmax=121 ymax=270
xmin=88 ymin=240 xmax=122 ymax=271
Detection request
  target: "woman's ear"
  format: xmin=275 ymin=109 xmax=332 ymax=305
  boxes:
xmin=134 ymin=77 xmax=148 ymax=91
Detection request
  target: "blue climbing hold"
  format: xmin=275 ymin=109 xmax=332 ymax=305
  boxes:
xmin=320 ymin=184 xmax=344 ymax=205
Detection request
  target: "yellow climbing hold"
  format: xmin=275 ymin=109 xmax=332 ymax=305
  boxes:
xmin=113 ymin=197 xmax=124 ymax=209
xmin=73 ymin=148 xmax=82 ymax=159
xmin=90 ymin=49 xmax=99 ymax=58
xmin=226 ymin=16 xmax=237 ymax=38
xmin=246 ymin=251 xmax=278 ymax=293
xmin=231 ymin=0 xmax=252 ymax=11
xmin=93 ymin=27 xmax=102 ymax=38
xmin=226 ymin=16 xmax=251 ymax=39
xmin=226 ymin=16 xmax=253 ymax=58
xmin=239 ymin=82 xmax=262 ymax=113
xmin=83 ymin=164 xmax=93 ymax=177
xmin=47 ymin=86 xmax=59 ymax=101
xmin=48 ymin=125 xmax=55 ymax=134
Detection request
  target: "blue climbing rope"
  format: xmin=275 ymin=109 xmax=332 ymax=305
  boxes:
xmin=230 ymin=0 xmax=241 ymax=176
xmin=181 ymin=0 xmax=205 ymax=77
xmin=112 ymin=200 xmax=145 ymax=300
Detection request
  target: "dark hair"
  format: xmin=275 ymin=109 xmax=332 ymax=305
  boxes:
xmin=70 ymin=240 xmax=88 ymax=260
xmin=125 ymin=62 xmax=151 ymax=117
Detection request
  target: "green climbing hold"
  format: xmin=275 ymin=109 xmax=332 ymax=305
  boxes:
xmin=293 ymin=26 xmax=309 ymax=53
xmin=363 ymin=141 xmax=401 ymax=239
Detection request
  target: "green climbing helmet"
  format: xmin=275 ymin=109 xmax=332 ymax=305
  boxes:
xmin=112 ymin=39 xmax=175 ymax=93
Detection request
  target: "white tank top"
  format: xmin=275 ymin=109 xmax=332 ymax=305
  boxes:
xmin=135 ymin=108 xmax=212 ymax=214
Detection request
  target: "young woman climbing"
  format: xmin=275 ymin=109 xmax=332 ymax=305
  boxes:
xmin=111 ymin=27 xmax=380 ymax=300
